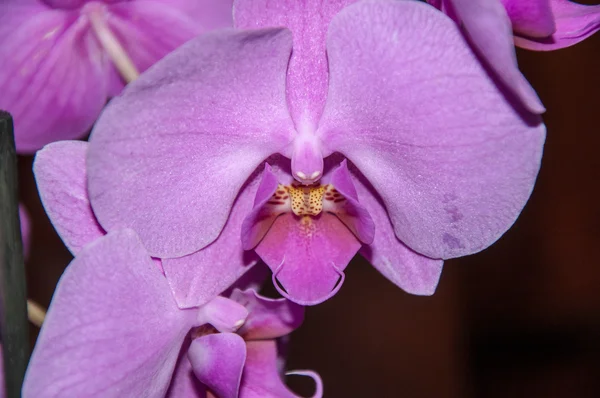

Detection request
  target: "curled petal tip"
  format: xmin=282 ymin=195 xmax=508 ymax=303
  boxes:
xmin=272 ymin=262 xmax=345 ymax=306
xmin=286 ymin=370 xmax=324 ymax=398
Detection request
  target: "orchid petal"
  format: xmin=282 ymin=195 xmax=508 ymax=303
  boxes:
xmin=240 ymin=340 xmax=322 ymax=398
xmin=124 ymin=0 xmax=234 ymax=31
xmin=0 ymin=4 xmax=108 ymax=153
xmin=88 ymin=28 xmax=295 ymax=258
xmin=241 ymin=164 xmax=289 ymax=250
xmin=162 ymin=175 xmax=261 ymax=309
xmin=189 ymin=333 xmax=246 ymax=398
xmin=426 ymin=0 xmax=457 ymax=20
xmin=33 ymin=141 xmax=104 ymax=255
xmin=514 ymin=0 xmax=600 ymax=50
xmin=23 ymin=229 xmax=196 ymax=398
xmin=167 ymin=348 xmax=208 ymax=398
xmin=427 ymin=0 xmax=443 ymax=9
xmin=230 ymin=289 xmax=304 ymax=340
xmin=500 ymin=0 xmax=556 ymax=38
xmin=442 ymin=0 xmax=545 ymax=113
xmin=164 ymin=244 xmax=258 ymax=309
xmin=325 ymin=160 xmax=375 ymax=244
xmin=256 ymin=212 xmax=359 ymax=305
xmin=353 ymin=172 xmax=444 ymax=296
xmin=45 ymin=0 xmax=92 ymax=8
xmin=234 ymin=0 xmax=356 ymax=128
xmin=197 ymin=296 xmax=249 ymax=334
xmin=106 ymin=0 xmax=231 ymax=77
xmin=222 ymin=262 xmax=270 ymax=296
xmin=320 ymin=0 xmax=545 ymax=260
xmin=102 ymin=0 xmax=233 ymax=95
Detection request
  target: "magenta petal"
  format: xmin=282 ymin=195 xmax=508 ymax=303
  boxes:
xmin=88 ymin=29 xmax=295 ymax=258
xmin=354 ymin=175 xmax=443 ymax=296
xmin=167 ymin=351 xmax=208 ymax=398
xmin=163 ymin=178 xmax=260 ymax=309
xmin=0 ymin=5 xmax=108 ymax=153
xmin=444 ymin=0 xmax=545 ymax=113
xmin=500 ymin=0 xmax=556 ymax=37
xmin=23 ymin=229 xmax=196 ymax=397
xmin=514 ymin=0 xmax=600 ymax=50
xmin=197 ymin=296 xmax=249 ymax=333
xmin=427 ymin=0 xmax=443 ymax=9
xmin=320 ymin=1 xmax=546 ymax=260
xmin=240 ymin=340 xmax=322 ymax=398
xmin=144 ymin=0 xmax=234 ymax=31
xmin=256 ymin=213 xmax=359 ymax=305
xmin=241 ymin=164 xmax=286 ymax=250
xmin=327 ymin=160 xmax=375 ymax=244
xmin=106 ymin=0 xmax=230 ymax=76
xmin=45 ymin=0 xmax=89 ymax=8
xmin=222 ymin=262 xmax=270 ymax=296
xmin=163 ymin=249 xmax=258 ymax=310
xmin=33 ymin=141 xmax=105 ymax=255
xmin=230 ymin=289 xmax=304 ymax=340
xmin=234 ymin=0 xmax=355 ymax=127
xmin=189 ymin=333 xmax=246 ymax=398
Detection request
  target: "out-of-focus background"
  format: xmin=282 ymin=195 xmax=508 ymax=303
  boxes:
xmin=18 ymin=19 xmax=600 ymax=398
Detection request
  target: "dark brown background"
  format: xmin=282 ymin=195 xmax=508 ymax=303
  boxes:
xmin=19 ymin=25 xmax=600 ymax=398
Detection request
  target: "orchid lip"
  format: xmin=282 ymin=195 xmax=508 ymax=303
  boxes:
xmin=272 ymin=260 xmax=346 ymax=306
xmin=241 ymin=160 xmax=376 ymax=253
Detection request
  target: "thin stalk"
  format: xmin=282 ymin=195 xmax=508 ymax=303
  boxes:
xmin=0 ymin=111 xmax=29 ymax=398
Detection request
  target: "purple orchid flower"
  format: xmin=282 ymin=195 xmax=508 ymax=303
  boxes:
xmin=427 ymin=0 xmax=600 ymax=113
xmin=34 ymin=139 xmax=263 ymax=307
xmin=22 ymin=228 xmax=321 ymax=397
xmin=0 ymin=0 xmax=233 ymax=153
xmin=80 ymin=0 xmax=545 ymax=306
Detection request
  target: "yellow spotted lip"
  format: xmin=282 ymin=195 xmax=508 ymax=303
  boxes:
xmin=287 ymin=184 xmax=326 ymax=216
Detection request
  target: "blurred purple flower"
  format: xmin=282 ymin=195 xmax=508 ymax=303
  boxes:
xmin=22 ymin=229 xmax=321 ymax=397
xmin=83 ymin=0 xmax=545 ymax=305
xmin=427 ymin=0 xmax=600 ymax=113
xmin=0 ymin=0 xmax=233 ymax=153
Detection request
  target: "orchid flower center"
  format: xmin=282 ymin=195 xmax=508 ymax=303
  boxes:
xmin=269 ymin=183 xmax=345 ymax=218
xmin=288 ymin=185 xmax=324 ymax=216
